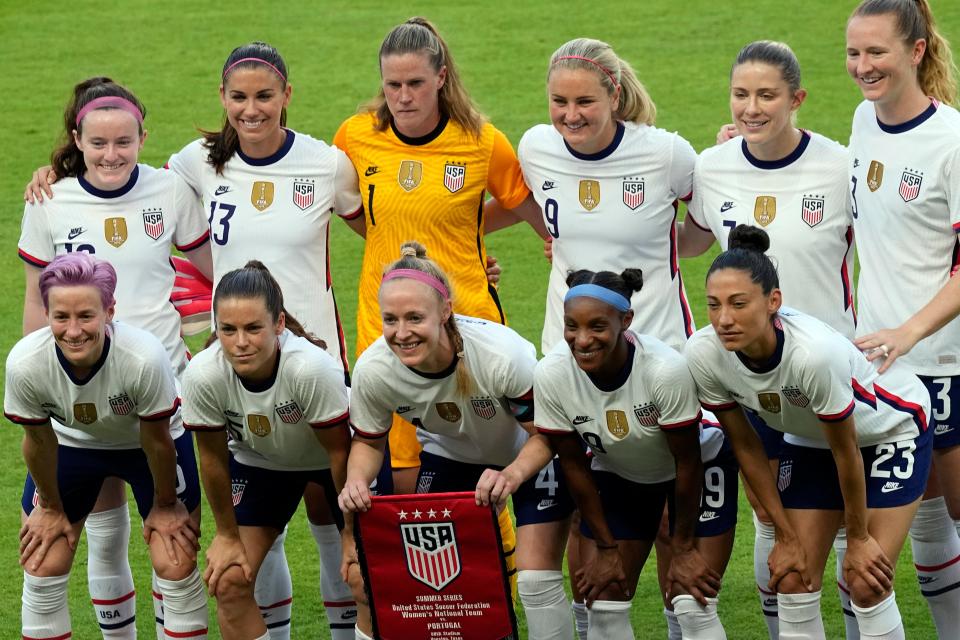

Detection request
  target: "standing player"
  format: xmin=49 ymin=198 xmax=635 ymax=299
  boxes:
xmin=19 ymin=77 xmax=211 ymax=639
xmin=338 ymin=243 xmax=575 ymax=640
xmin=535 ymin=268 xmax=729 ymax=639
xmin=5 ymin=253 xmax=207 ymax=640
xmin=844 ymin=2 xmax=960 ymax=636
xmin=686 ymin=226 xmax=932 ymax=640
xmin=685 ymin=42 xmax=857 ymax=638
xmin=182 ymin=261 xmax=351 ymax=640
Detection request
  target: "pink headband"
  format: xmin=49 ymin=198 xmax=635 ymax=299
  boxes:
xmin=75 ymin=96 xmax=144 ymax=127
xmin=553 ymin=55 xmax=620 ymax=90
xmin=223 ymin=57 xmax=286 ymax=82
xmin=382 ymin=269 xmax=449 ymax=300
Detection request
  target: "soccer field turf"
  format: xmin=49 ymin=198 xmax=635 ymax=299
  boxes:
xmin=1 ymin=0 xmax=958 ymax=637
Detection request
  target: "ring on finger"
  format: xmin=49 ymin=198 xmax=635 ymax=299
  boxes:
xmin=879 ymin=344 xmax=890 ymax=357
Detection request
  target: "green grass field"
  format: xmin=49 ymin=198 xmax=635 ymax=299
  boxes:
xmin=1 ymin=0 xmax=958 ymax=637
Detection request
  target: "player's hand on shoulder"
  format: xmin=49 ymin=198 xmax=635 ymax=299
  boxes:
xmin=24 ymin=165 xmax=58 ymax=204
xmin=716 ymin=124 xmax=739 ymax=145
xmin=854 ymin=327 xmax=919 ymax=374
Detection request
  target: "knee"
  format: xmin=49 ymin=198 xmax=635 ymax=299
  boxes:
xmin=517 ymin=570 xmax=566 ymax=606
xmin=154 ymin=557 xmax=196 ymax=582
xmin=847 ymin=573 xmax=892 ymax=608
xmin=777 ymin=571 xmax=818 ymax=594
xmin=213 ymin=565 xmax=255 ymax=606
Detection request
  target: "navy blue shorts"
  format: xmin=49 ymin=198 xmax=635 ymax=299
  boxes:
xmin=696 ymin=441 xmax=739 ymax=537
xmin=580 ymin=471 xmax=673 ymax=541
xmin=22 ymin=432 xmax=201 ymax=523
xmin=746 ymin=410 xmax=783 ymax=459
xmin=918 ymin=375 xmax=960 ymax=450
xmin=416 ymin=451 xmax=575 ymax=526
xmin=230 ymin=455 xmax=343 ymax=530
xmin=777 ymin=428 xmax=932 ymax=509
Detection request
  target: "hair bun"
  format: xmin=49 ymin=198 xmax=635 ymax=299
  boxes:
xmin=400 ymin=241 xmax=427 ymax=259
xmin=728 ymin=224 xmax=770 ymax=253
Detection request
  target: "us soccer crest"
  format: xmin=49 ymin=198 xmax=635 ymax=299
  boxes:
xmin=579 ymin=179 xmax=600 ymax=211
xmin=275 ymin=400 xmax=303 ymax=424
xmin=633 ymin=403 xmax=660 ymax=427
xmin=104 ymin=217 xmax=128 ymax=248
xmin=109 ymin=393 xmax=135 ymax=416
xmin=801 ymin=196 xmax=824 ymax=228
xmin=232 ymin=480 xmax=247 ymax=506
xmin=899 ymin=170 xmax=923 ymax=202
xmin=443 ymin=162 xmax=466 ymax=193
xmin=141 ymin=209 xmax=164 ymax=240
xmin=398 ymin=160 xmax=423 ymax=192
xmin=401 ymin=522 xmax=461 ymax=591
xmin=247 ymin=414 xmax=272 ymax=437
xmin=293 ymin=180 xmax=315 ymax=210
xmin=251 ymin=181 xmax=275 ymax=211
xmin=782 ymin=386 xmax=810 ymax=408
xmin=74 ymin=403 xmax=98 ymax=425
xmin=867 ymin=160 xmax=884 ymax=192
xmin=622 ymin=179 xmax=644 ymax=210
xmin=606 ymin=409 xmax=629 ymax=439
xmin=753 ymin=196 xmax=776 ymax=227
xmin=435 ymin=402 xmax=461 ymax=423
xmin=777 ymin=460 xmax=792 ymax=492
xmin=758 ymin=392 xmax=782 ymax=414
xmin=470 ymin=397 xmax=496 ymax=420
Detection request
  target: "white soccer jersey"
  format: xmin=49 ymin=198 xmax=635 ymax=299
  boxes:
xmin=181 ymin=330 xmax=349 ymax=471
xmin=4 ymin=322 xmax=181 ymax=449
xmin=518 ymin=122 xmax=696 ymax=354
xmin=19 ymin=165 xmax=209 ymax=376
xmin=849 ymin=100 xmax=960 ymax=375
xmin=167 ymin=130 xmax=362 ymax=372
xmin=685 ymin=308 xmax=929 ymax=448
xmin=350 ymin=316 xmax=535 ymax=467
xmin=689 ymin=131 xmax=856 ymax=337
xmin=534 ymin=331 xmax=705 ymax=483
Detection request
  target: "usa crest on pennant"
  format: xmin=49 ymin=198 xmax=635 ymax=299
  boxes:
xmin=401 ymin=522 xmax=461 ymax=591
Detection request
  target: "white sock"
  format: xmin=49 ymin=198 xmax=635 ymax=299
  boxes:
xmin=85 ymin=505 xmax=136 ymax=638
xmin=778 ymin=591 xmax=825 ymax=639
xmin=355 ymin=627 xmax=374 ymax=640
xmin=852 ymin=592 xmax=904 ymax=639
xmin=834 ymin=528 xmax=861 ymax=640
xmin=151 ymin=572 xmax=164 ymax=640
xmin=255 ymin=530 xmax=292 ymax=639
xmin=156 ymin=569 xmax=208 ymax=638
xmin=310 ymin=523 xmax=356 ymax=638
xmin=752 ymin=513 xmax=778 ymax=640
xmin=22 ymin=572 xmax=71 ymax=639
xmin=572 ymin=601 xmax=588 ymax=640
xmin=517 ymin=570 xmax=574 ymax=640
xmin=253 ymin=634 xmax=270 ymax=640
xmin=587 ymin=599 xmax=633 ymax=640
xmin=910 ymin=497 xmax=960 ymax=638
xmin=672 ymin=594 xmax=726 ymax=639
xmin=664 ymin=607 xmax=682 ymax=640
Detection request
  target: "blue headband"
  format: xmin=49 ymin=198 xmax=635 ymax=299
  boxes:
xmin=564 ymin=284 xmax=631 ymax=312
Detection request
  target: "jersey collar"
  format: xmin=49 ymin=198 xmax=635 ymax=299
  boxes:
xmin=586 ymin=338 xmax=635 ymax=392
xmin=79 ymin=165 xmax=140 ymax=199
xmin=741 ymin=130 xmax=810 ymax=170
xmin=564 ymin=121 xmax=625 ymax=161
xmin=237 ymin=129 xmax=295 ymax=166
xmin=409 ymin=352 xmax=459 ymax=380
xmin=876 ymin=100 xmax=937 ymax=134
xmin=237 ymin=339 xmax=282 ymax=392
xmin=391 ymin=114 xmax=449 ymax=146
xmin=735 ymin=320 xmax=785 ymax=374
xmin=57 ymin=334 xmax=111 ymax=385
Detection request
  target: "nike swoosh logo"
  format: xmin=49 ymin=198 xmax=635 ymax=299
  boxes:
xmin=880 ymin=485 xmax=902 ymax=493
xmin=214 ymin=186 xmax=231 ymax=196
xmin=720 ymin=203 xmax=734 ymax=212
xmin=365 ymin=167 xmax=379 ymax=176
xmin=698 ymin=514 xmax=719 ymax=522
xmin=537 ymin=502 xmax=555 ymax=511
xmin=67 ymin=229 xmax=85 ymax=240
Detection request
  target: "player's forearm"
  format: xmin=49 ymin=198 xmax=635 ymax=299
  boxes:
xmin=22 ymin=425 xmax=62 ymax=510
xmin=195 ymin=431 xmax=242 ymax=536
xmin=346 ymin=436 xmax=387 ymax=487
xmin=671 ymin=455 xmax=703 ymax=550
xmin=830 ymin=435 xmax=870 ymax=541
xmin=140 ymin=420 xmax=178 ymax=506
xmin=549 ymin=433 xmax=616 ymax=546
xmin=315 ymin=422 xmax=352 ymax=495
xmin=503 ymin=434 xmax=554 ymax=485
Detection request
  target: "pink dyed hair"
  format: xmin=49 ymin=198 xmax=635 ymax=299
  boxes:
xmin=39 ymin=253 xmax=117 ymax=310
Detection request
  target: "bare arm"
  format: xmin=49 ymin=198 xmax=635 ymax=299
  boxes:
xmin=476 ymin=422 xmax=554 ymax=507
xmin=182 ymin=242 xmax=214 ymax=282
xmin=340 ymin=211 xmax=367 ymax=238
xmin=677 ymin=218 xmax=716 ymax=258
xmin=312 ymin=420 xmax=352 ymax=495
xmin=23 ymin=264 xmax=45 ymax=335
xmin=338 ymin=434 xmax=388 ymax=513
xmin=485 ymin=194 xmax=548 ymax=238
xmin=140 ymin=418 xmax=197 ymax=563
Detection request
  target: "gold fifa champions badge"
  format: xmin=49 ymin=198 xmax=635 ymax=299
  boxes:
xmin=753 ymin=196 xmax=776 ymax=227
xmin=579 ymin=179 xmax=600 ymax=211
xmin=247 ymin=414 xmax=272 ymax=437
xmin=398 ymin=160 xmax=423 ymax=192
xmin=73 ymin=403 xmax=98 ymax=424
xmin=605 ymin=410 xmax=629 ymax=439
xmin=757 ymin=392 xmax=782 ymax=414
xmin=251 ymin=181 xmax=275 ymax=211
xmin=867 ymin=161 xmax=884 ymax=192
xmin=104 ymin=217 xmax=128 ymax=248
xmin=436 ymin=402 xmax=462 ymax=422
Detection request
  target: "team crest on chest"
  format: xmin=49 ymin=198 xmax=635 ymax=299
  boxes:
xmin=435 ymin=402 xmax=462 ymax=422
xmin=275 ymin=400 xmax=304 ymax=424
xmin=470 ymin=397 xmax=496 ymax=420
xmin=781 ymin=386 xmax=810 ymax=408
xmin=141 ymin=209 xmax=164 ymax=240
xmin=633 ymin=403 xmax=660 ymax=427
xmin=247 ymin=414 xmax=272 ymax=437
xmin=251 ymin=181 xmax=275 ymax=211
xmin=867 ymin=160 xmax=884 ymax=192
xmin=398 ymin=160 xmax=423 ymax=192
xmin=293 ymin=180 xmax=315 ymax=210
xmin=73 ymin=402 xmax=98 ymax=424
xmin=579 ymin=180 xmax=600 ymax=211
xmin=605 ymin=410 xmax=629 ymax=439
xmin=800 ymin=196 xmax=824 ymax=228
xmin=104 ymin=217 xmax=128 ymax=248
xmin=753 ymin=196 xmax=776 ymax=227
xmin=401 ymin=521 xmax=461 ymax=591
xmin=757 ymin=392 xmax=782 ymax=414
xmin=622 ymin=179 xmax=644 ymax=210
xmin=108 ymin=393 xmax=135 ymax=416
xmin=443 ymin=162 xmax=466 ymax=193
xmin=899 ymin=169 xmax=923 ymax=202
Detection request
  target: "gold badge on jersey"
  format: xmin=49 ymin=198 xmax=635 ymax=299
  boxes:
xmin=867 ymin=160 xmax=884 ymax=192
xmin=757 ymin=392 xmax=782 ymax=414
xmin=251 ymin=182 xmax=274 ymax=211
xmin=247 ymin=414 xmax=272 ymax=437
xmin=398 ymin=160 xmax=423 ymax=192
xmin=104 ymin=217 xmax=128 ymax=248
xmin=579 ymin=180 xmax=600 ymax=211
xmin=753 ymin=196 xmax=776 ymax=227
xmin=605 ymin=410 xmax=629 ymax=439
xmin=74 ymin=403 xmax=98 ymax=425
xmin=436 ymin=402 xmax=461 ymax=422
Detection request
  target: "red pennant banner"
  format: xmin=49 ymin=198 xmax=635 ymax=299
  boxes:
xmin=356 ymin=491 xmax=517 ymax=639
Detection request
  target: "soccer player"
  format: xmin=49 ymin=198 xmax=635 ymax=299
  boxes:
xmin=4 ymin=253 xmax=206 ymax=640
xmin=843 ymin=2 xmax=960 ymax=636
xmin=684 ymin=42 xmax=856 ymax=638
xmin=686 ymin=225 xmax=932 ymax=640
xmin=338 ymin=242 xmax=574 ymax=640
xmin=19 ymin=77 xmax=211 ymax=639
xmin=181 ymin=261 xmax=351 ymax=640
